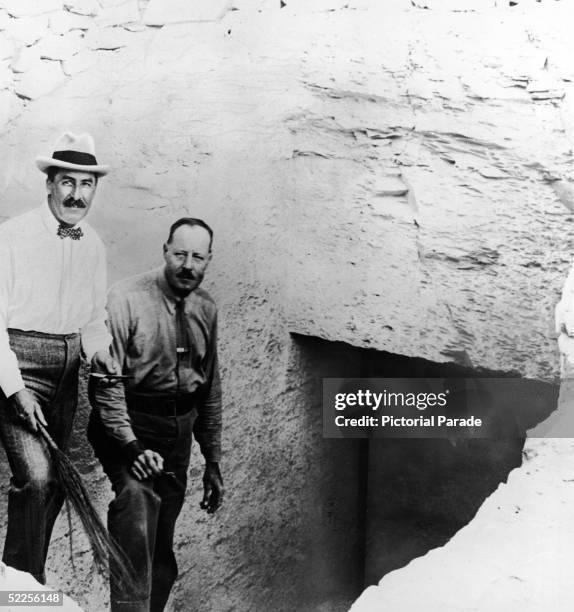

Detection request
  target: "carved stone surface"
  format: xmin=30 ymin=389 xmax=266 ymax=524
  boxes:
xmin=0 ymin=1 xmax=571 ymax=611
xmin=351 ymin=432 xmax=574 ymax=611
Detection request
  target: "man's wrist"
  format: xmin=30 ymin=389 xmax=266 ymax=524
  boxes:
xmin=90 ymin=349 xmax=107 ymax=364
xmin=205 ymin=461 xmax=222 ymax=480
xmin=84 ymin=341 xmax=112 ymax=364
xmin=122 ymin=439 xmax=146 ymax=464
xmin=201 ymin=447 xmax=221 ymax=463
xmin=4 ymin=381 xmax=26 ymax=402
xmin=8 ymin=388 xmax=26 ymax=405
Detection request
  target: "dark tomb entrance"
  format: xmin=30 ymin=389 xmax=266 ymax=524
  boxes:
xmin=288 ymin=333 xmax=558 ymax=610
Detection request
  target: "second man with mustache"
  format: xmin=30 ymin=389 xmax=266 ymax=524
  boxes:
xmin=88 ymin=217 xmax=224 ymax=612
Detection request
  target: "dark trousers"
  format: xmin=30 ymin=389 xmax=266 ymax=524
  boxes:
xmin=88 ymin=400 xmax=195 ymax=612
xmin=0 ymin=329 xmax=80 ymax=583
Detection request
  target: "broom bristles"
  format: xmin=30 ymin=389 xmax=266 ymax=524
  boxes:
xmin=37 ymin=424 xmax=138 ymax=593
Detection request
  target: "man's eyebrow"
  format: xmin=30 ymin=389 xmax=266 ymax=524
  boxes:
xmin=60 ymin=175 xmax=95 ymax=183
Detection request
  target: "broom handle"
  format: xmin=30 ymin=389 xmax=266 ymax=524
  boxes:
xmin=34 ymin=420 xmax=138 ymax=591
xmin=37 ymin=422 xmax=58 ymax=450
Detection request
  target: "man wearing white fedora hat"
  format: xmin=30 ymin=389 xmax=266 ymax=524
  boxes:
xmin=0 ymin=132 xmax=119 ymax=583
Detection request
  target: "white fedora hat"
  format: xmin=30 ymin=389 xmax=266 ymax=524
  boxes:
xmin=36 ymin=132 xmax=110 ymax=176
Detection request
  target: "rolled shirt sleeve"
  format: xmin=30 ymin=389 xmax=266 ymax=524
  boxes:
xmin=90 ymin=286 xmax=138 ymax=449
xmin=193 ymin=313 xmax=222 ymax=462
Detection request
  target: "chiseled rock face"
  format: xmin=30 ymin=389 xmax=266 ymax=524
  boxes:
xmin=279 ymin=1 xmax=573 ymax=381
xmin=143 ymin=0 xmax=232 ymax=25
xmin=0 ymin=1 xmax=569 ymax=379
xmin=351 ymin=416 xmax=574 ymax=611
xmin=0 ymin=1 xmax=571 ymax=611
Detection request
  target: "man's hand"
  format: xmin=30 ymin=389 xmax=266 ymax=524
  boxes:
xmin=200 ymin=462 xmax=224 ymax=514
xmin=91 ymin=350 xmax=121 ymax=385
xmin=129 ymin=450 xmax=164 ymax=481
xmin=8 ymin=388 xmax=47 ymax=433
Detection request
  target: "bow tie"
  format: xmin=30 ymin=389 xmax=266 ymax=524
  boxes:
xmin=57 ymin=224 xmax=83 ymax=240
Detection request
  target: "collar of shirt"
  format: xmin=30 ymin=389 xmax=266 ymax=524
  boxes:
xmin=156 ymin=267 xmax=187 ymax=315
xmin=39 ymin=199 xmax=86 ymax=234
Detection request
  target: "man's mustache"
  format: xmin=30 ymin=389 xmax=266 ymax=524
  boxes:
xmin=177 ymin=270 xmax=196 ymax=280
xmin=63 ymin=197 xmax=87 ymax=209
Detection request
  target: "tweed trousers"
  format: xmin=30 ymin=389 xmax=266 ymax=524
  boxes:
xmin=0 ymin=329 xmax=81 ymax=583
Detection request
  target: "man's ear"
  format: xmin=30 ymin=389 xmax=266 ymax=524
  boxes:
xmin=202 ymin=251 xmax=213 ymax=271
xmin=163 ymin=243 xmax=168 ymax=256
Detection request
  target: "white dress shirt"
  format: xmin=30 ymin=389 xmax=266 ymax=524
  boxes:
xmin=0 ymin=201 xmax=112 ymax=397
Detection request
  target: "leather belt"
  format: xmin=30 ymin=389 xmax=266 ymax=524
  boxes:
xmin=126 ymin=392 xmax=196 ymax=417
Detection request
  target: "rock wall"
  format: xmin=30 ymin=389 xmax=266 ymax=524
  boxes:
xmin=351 ymin=435 xmax=574 ymax=612
xmin=0 ymin=1 xmax=572 ymax=610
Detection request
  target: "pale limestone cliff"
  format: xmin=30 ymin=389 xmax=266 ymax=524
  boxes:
xmin=0 ymin=1 xmax=571 ymax=611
